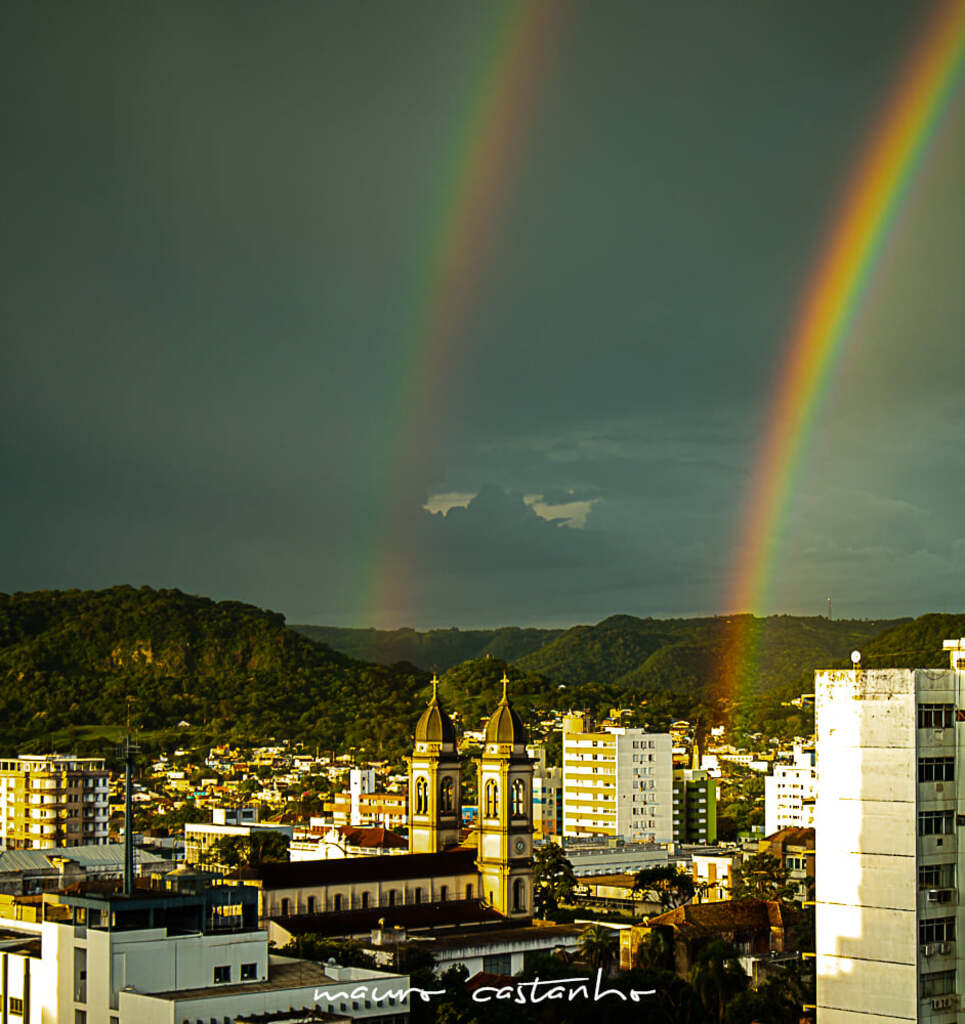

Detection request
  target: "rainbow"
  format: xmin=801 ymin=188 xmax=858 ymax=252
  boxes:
xmin=722 ymin=0 xmax=965 ymax=700
xmin=363 ymin=0 xmax=563 ymax=626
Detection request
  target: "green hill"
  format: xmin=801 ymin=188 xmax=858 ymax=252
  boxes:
xmin=860 ymin=613 xmax=965 ymax=668
xmin=0 ymin=586 xmax=427 ymax=760
xmin=514 ymin=613 xmax=907 ymax=694
xmin=289 ymin=624 xmax=562 ymax=670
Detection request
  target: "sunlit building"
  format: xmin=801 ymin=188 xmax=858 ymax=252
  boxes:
xmin=815 ymin=639 xmax=965 ymax=1023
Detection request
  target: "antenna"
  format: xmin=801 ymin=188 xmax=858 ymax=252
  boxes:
xmin=122 ymin=697 xmax=140 ymax=898
xmin=827 ymin=596 xmax=832 ymax=620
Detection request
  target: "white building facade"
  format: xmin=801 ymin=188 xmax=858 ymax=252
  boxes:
xmin=764 ymin=743 xmax=817 ymax=836
xmin=562 ymin=713 xmax=673 ymax=843
xmin=816 ymin=645 xmax=965 ymax=1023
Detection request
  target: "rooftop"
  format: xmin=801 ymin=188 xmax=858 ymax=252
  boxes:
xmin=147 ymin=955 xmax=336 ymax=1000
xmin=276 ymin=898 xmax=503 ymax=938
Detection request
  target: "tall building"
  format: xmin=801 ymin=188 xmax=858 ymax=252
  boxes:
xmin=672 ymin=768 xmax=717 ymax=843
xmin=764 ymin=743 xmax=816 ymax=836
xmin=408 ymin=676 xmax=461 ymax=855
xmin=528 ymin=745 xmax=563 ymax=838
xmin=815 ymin=639 xmax=965 ymax=1023
xmin=562 ymin=712 xmax=673 ymax=842
xmin=0 ymin=755 xmax=109 ymax=850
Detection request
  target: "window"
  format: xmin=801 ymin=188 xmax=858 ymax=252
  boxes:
xmin=920 ymin=970 xmax=956 ymax=997
xmin=511 ymin=779 xmax=526 ymax=817
xmin=333 ymin=893 xmax=342 ymax=912
xmin=440 ymin=885 xmax=448 ymax=902
xmin=74 ymin=1013 xmax=86 ymax=1024
xmin=483 ymin=954 xmax=512 ymax=974
xmin=441 ymin=777 xmax=454 ymax=813
xmin=919 ymin=811 xmax=954 ymax=836
xmin=919 ymin=704 xmax=954 ymax=729
xmin=513 ymin=878 xmax=526 ymax=912
xmin=485 ymin=779 xmax=498 ymax=817
xmin=415 ymin=777 xmax=428 ymax=814
xmin=9 ymin=998 xmax=23 ymax=1016
xmin=919 ymin=757 xmax=955 ymax=782
xmin=307 ymin=896 xmax=316 ymax=914
xmin=920 ymin=863 xmax=955 ymax=889
xmin=465 ymin=883 xmax=473 ymax=900
xmin=920 ymin=917 xmax=955 ymax=944
xmin=280 ymin=897 xmax=291 ymax=916
xmin=361 ymin=891 xmax=369 ymax=909
xmin=214 ymin=965 xmax=231 ymax=984
xmin=414 ymin=887 xmax=423 ymax=904
xmin=241 ymin=962 xmax=258 ymax=981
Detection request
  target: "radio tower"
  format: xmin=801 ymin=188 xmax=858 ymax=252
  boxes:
xmin=827 ymin=595 xmax=832 ymax=620
xmin=122 ymin=697 xmax=140 ymax=898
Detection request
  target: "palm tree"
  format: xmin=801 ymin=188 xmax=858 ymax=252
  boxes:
xmin=689 ymin=939 xmax=748 ymax=1024
xmin=577 ymin=923 xmax=619 ymax=974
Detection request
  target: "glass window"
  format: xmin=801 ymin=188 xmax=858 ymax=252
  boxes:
xmin=920 ymin=970 xmax=955 ymax=997
xmin=919 ymin=811 xmax=954 ymax=836
xmin=920 ymin=863 xmax=955 ymax=889
xmin=918 ymin=704 xmax=954 ymax=729
xmin=919 ymin=757 xmax=955 ymax=782
xmin=213 ymin=965 xmax=231 ymax=984
xmin=920 ymin=917 xmax=955 ymax=944
xmin=241 ymin=962 xmax=258 ymax=980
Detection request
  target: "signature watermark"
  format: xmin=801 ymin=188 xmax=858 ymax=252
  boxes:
xmin=315 ymin=969 xmax=656 ymax=1007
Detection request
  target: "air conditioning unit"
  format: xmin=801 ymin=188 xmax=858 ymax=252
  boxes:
xmin=931 ymin=995 xmax=957 ymax=1010
xmin=936 ymin=941 xmax=950 ymax=954
xmin=923 ymin=944 xmax=935 ymax=957
xmin=927 ymin=889 xmax=951 ymax=903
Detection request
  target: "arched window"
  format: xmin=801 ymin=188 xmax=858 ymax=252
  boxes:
xmin=388 ymin=889 xmax=396 ymax=906
xmin=414 ymin=887 xmax=423 ymax=904
xmin=307 ymin=896 xmax=316 ymax=914
xmin=361 ymin=891 xmax=369 ymax=909
xmin=440 ymin=885 xmax=448 ymax=902
xmin=440 ymin=776 xmax=454 ymax=813
xmin=513 ymin=878 xmax=525 ymax=912
xmin=415 ymin=777 xmax=428 ymax=814
xmin=333 ymin=893 xmax=342 ymax=912
xmin=511 ymin=779 xmax=526 ymax=817
xmin=280 ymin=898 xmax=290 ymax=916
xmin=484 ymin=779 xmax=498 ymax=818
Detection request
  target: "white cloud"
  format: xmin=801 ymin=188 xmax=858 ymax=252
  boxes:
xmin=523 ymin=493 xmax=600 ymax=529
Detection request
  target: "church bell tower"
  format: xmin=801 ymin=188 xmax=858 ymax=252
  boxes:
xmin=408 ymin=676 xmax=461 ymax=853
xmin=476 ymin=673 xmax=533 ymax=920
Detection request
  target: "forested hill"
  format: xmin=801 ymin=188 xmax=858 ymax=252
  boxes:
xmin=289 ymin=624 xmax=562 ymax=670
xmin=513 ymin=613 xmax=908 ymax=694
xmin=860 ymin=613 xmax=965 ymax=667
xmin=0 ymin=587 xmax=427 ymax=759
xmin=299 ymin=613 xmax=909 ymax=695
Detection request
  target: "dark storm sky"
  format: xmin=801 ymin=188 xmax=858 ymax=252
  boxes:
xmin=3 ymin=1 xmax=964 ymax=628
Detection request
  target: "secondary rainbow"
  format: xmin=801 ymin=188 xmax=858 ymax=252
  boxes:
xmin=364 ymin=0 xmax=563 ymax=626
xmin=722 ymin=0 xmax=965 ymax=700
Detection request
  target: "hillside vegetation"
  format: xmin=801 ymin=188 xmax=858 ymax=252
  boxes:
xmin=0 ymin=587 xmax=426 ymax=760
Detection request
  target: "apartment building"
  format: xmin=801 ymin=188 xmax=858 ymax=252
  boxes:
xmin=528 ymin=745 xmax=563 ymax=838
xmin=562 ymin=712 xmax=673 ymax=842
xmin=672 ymin=768 xmax=717 ymax=843
xmin=764 ymin=743 xmax=816 ymax=836
xmin=815 ymin=639 xmax=965 ymax=1023
xmin=184 ymin=807 xmax=294 ymax=869
xmin=0 ymin=755 xmax=109 ymax=850
xmin=0 ymin=875 xmax=411 ymax=1023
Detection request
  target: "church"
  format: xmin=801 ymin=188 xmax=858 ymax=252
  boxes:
xmin=231 ymin=675 xmax=535 ymax=928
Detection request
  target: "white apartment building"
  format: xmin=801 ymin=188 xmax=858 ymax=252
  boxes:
xmin=0 ymin=877 xmax=411 ymax=1023
xmin=764 ymin=743 xmax=816 ymax=836
xmin=0 ymin=755 xmax=110 ymax=850
xmin=815 ymin=640 xmax=965 ymax=1023
xmin=562 ymin=712 xmax=673 ymax=843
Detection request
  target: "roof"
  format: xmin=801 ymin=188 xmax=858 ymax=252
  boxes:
xmin=763 ymin=827 xmax=815 ymax=848
xmin=277 ymin=899 xmax=504 ymax=938
xmin=147 ymin=955 xmax=334 ymax=1000
xmin=0 ymin=844 xmax=170 ymax=875
xmin=231 ymin=848 xmax=479 ymax=891
xmin=648 ymin=899 xmax=798 ymax=939
xmin=483 ymin=675 xmax=527 ymax=747
xmin=414 ymin=679 xmax=457 ymax=745
xmin=338 ymin=826 xmax=407 ymax=850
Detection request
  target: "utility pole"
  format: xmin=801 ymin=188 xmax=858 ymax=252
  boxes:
xmin=123 ymin=697 xmax=140 ymax=898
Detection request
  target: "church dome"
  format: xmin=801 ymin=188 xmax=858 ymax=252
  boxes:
xmin=414 ymin=677 xmax=457 ymax=745
xmin=484 ymin=673 xmax=527 ymax=746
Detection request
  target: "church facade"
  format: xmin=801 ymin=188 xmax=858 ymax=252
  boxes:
xmin=235 ymin=676 xmax=535 ymax=925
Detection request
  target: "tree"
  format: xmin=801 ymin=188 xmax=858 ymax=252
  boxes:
xmin=577 ymin=923 xmax=619 ymax=974
xmin=690 ymin=940 xmax=748 ymax=1024
xmin=282 ymin=935 xmax=376 ymax=968
xmin=533 ymin=843 xmax=577 ymax=918
xmin=633 ymin=865 xmax=696 ymax=911
xmin=212 ymin=829 xmax=290 ymax=869
xmin=730 ymin=853 xmax=796 ymax=902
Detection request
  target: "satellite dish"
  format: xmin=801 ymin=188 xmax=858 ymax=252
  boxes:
xmin=851 ymin=650 xmax=861 ymax=667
